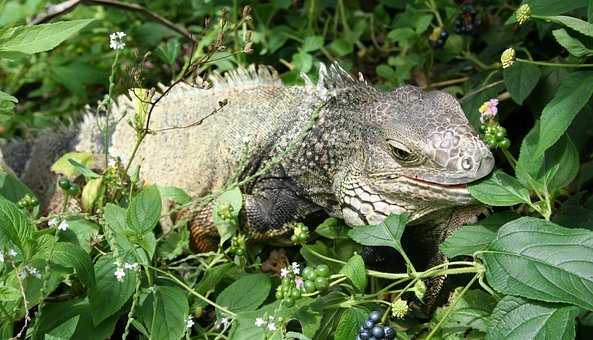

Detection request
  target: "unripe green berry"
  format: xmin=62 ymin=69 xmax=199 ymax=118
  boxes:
xmin=303 ymin=267 xmax=316 ymax=280
xmin=314 ymin=276 xmax=329 ymax=290
xmin=67 ymin=183 xmax=81 ymax=196
xmin=275 ymin=289 xmax=283 ymax=300
xmin=284 ymin=298 xmax=295 ymax=307
xmin=315 ymin=264 xmax=330 ymax=278
xmin=499 ymin=138 xmax=511 ymax=149
xmin=303 ymin=280 xmax=316 ymax=293
xmin=291 ymin=289 xmax=301 ymax=299
xmin=58 ymin=178 xmax=71 ymax=190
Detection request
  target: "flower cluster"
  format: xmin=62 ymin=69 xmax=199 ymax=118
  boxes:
xmin=109 ymin=32 xmax=127 ymax=50
xmin=479 ymin=98 xmax=498 ymax=123
xmin=20 ymin=265 xmax=42 ymax=279
xmin=48 ymin=217 xmax=69 ymax=232
xmin=255 ymin=315 xmax=281 ymax=332
xmin=501 ymin=48 xmax=516 ymax=68
xmin=0 ymin=248 xmax=17 ymax=262
xmin=479 ymin=98 xmax=511 ymax=149
xmin=516 ymin=4 xmax=531 ymax=25
xmin=276 ymin=262 xmax=303 ymax=307
xmin=113 ymin=261 xmax=139 ymax=282
xmin=186 ymin=315 xmax=194 ymax=329
xmin=290 ymin=223 xmax=310 ymax=245
xmin=391 ymin=299 xmax=409 ymax=319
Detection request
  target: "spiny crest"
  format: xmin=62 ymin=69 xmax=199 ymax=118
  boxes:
xmin=312 ymin=62 xmax=372 ymax=100
xmin=208 ymin=64 xmax=282 ymax=90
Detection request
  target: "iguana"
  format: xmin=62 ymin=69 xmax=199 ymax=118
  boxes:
xmin=0 ymin=63 xmax=494 ymax=305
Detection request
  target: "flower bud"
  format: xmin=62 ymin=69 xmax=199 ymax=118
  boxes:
xmin=500 ymin=47 xmax=516 ymax=68
xmin=516 ymin=4 xmax=531 ymax=25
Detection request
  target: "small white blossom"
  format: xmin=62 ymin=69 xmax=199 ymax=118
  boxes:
xmin=255 ymin=317 xmax=266 ymax=327
xmin=57 ymin=220 xmax=69 ymax=231
xmin=109 ymin=31 xmax=127 ymax=50
xmin=48 ymin=217 xmax=59 ymax=227
xmin=114 ymin=267 xmax=126 ymax=282
xmin=27 ymin=266 xmax=42 ymax=279
xmin=8 ymin=249 xmax=17 ymax=257
xmin=19 ymin=269 xmax=28 ymax=279
xmin=124 ymin=262 xmax=139 ymax=271
xmin=186 ymin=315 xmax=195 ymax=328
xmin=0 ymin=251 xmax=3 ymax=263
xmin=220 ymin=317 xmax=232 ymax=329
xmin=291 ymin=262 xmax=300 ymax=275
xmin=267 ymin=322 xmax=277 ymax=331
xmin=280 ymin=267 xmax=291 ymax=278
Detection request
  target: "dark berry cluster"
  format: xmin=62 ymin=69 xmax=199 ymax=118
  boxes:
xmin=454 ymin=5 xmax=481 ymax=35
xmin=429 ymin=27 xmax=449 ymax=49
xmin=16 ymin=194 xmax=38 ymax=209
xmin=58 ymin=178 xmax=81 ymax=196
xmin=302 ymin=264 xmax=330 ymax=293
xmin=356 ymin=311 xmax=395 ymax=340
xmin=290 ymin=223 xmax=310 ymax=244
xmin=480 ymin=124 xmax=510 ymax=149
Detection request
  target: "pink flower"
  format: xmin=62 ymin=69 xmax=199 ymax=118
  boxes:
xmin=295 ymin=277 xmax=304 ymax=289
xmin=479 ymin=99 xmax=499 ymax=123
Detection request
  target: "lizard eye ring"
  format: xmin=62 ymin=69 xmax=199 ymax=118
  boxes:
xmin=388 ymin=140 xmax=420 ymax=164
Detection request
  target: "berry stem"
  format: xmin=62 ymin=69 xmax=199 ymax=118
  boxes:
xmin=517 ymin=58 xmax=593 ymax=68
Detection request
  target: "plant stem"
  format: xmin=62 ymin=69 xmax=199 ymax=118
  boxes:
xmin=517 ymin=58 xmax=593 ymax=68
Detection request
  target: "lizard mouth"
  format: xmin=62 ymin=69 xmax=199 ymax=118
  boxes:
xmin=402 ymin=176 xmax=468 ymax=190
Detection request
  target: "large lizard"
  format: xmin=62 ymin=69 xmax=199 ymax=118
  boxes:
xmin=1 ymin=63 xmax=494 ymax=305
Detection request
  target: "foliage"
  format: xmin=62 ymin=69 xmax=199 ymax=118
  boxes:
xmin=1 ymin=0 xmax=593 ymax=339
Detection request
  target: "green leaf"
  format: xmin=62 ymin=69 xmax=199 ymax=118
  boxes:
xmin=0 ymin=19 xmax=93 ymax=54
xmin=50 ymin=152 xmax=93 ymax=179
xmin=441 ymin=212 xmax=518 ymax=258
xmin=195 ymin=263 xmax=234 ymax=295
xmin=285 ymin=332 xmax=311 ymax=340
xmin=532 ymin=71 xmax=593 ymax=158
xmin=68 ymin=159 xmax=101 ymax=179
xmin=0 ymin=169 xmax=36 ymax=205
xmin=302 ymin=35 xmax=324 ymax=52
xmin=0 ymin=90 xmax=17 ymax=103
xmin=212 ymin=187 xmax=242 ymax=245
xmin=158 ymin=186 xmax=191 ymax=205
xmin=348 ymin=213 xmax=408 ymax=251
xmin=0 ymin=195 xmax=35 ymax=257
xmin=138 ymin=286 xmax=188 ymax=340
xmin=552 ymin=29 xmax=593 ymax=57
xmin=334 ymin=308 xmax=367 ymax=340
xmin=81 ymin=177 xmax=104 ymax=212
xmin=315 ymin=217 xmax=348 ymax=239
xmin=339 ymin=253 xmax=367 ymax=291
xmin=486 ymin=296 xmax=580 ymax=340
xmin=468 ymin=170 xmax=531 ymax=206
xmin=437 ymin=289 xmax=497 ymax=333
xmin=44 ymin=315 xmax=79 ymax=340
xmin=329 ymin=39 xmax=353 ymax=57
xmin=517 ymin=0 xmax=587 ymax=17
xmin=52 ymin=242 xmax=95 ymax=289
xmin=58 ymin=218 xmax=99 ymax=253
xmin=480 ymin=217 xmax=593 ymax=310
xmin=504 ymin=62 xmax=541 ymax=104
xmin=542 ymin=15 xmax=593 ymax=37
xmin=88 ymin=254 xmax=137 ymax=325
xmin=156 ymin=225 xmax=189 ymax=260
xmin=216 ymin=274 xmax=271 ymax=316
xmin=0 ymin=285 xmax=20 ymax=301
xmin=126 ymin=185 xmax=161 ymax=233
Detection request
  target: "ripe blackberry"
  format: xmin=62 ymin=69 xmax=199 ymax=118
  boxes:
xmin=430 ymin=28 xmax=449 ymax=49
xmin=356 ymin=311 xmax=395 ymax=339
xmin=454 ymin=4 xmax=482 ymax=35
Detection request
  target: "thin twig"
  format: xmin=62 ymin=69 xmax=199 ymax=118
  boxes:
xmin=31 ymin=0 xmax=196 ymax=43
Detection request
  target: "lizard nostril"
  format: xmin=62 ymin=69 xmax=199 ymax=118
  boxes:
xmin=461 ymin=157 xmax=473 ymax=170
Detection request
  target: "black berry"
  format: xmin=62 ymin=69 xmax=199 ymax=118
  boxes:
xmin=384 ymin=326 xmax=395 ymax=339
xmin=369 ymin=311 xmax=381 ymax=323
xmin=363 ymin=320 xmax=374 ymax=329
xmin=371 ymin=326 xmax=384 ymax=338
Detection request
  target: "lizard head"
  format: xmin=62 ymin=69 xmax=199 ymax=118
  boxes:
xmin=335 ymin=84 xmax=494 ymax=225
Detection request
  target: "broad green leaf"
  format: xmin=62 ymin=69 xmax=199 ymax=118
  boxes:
xmin=138 ymin=286 xmax=188 ymax=340
xmin=158 ymin=186 xmax=191 ymax=205
xmin=52 ymin=242 xmax=95 ymax=288
xmin=44 ymin=315 xmax=79 ymax=340
xmin=552 ymin=29 xmax=593 ymax=57
xmin=68 ymin=159 xmax=101 ymax=179
xmin=156 ymin=224 xmax=189 ymax=260
xmin=504 ymin=62 xmax=541 ymax=104
xmin=103 ymin=203 xmax=127 ymax=234
xmin=513 ymin=0 xmax=587 ymax=18
xmin=212 ymin=187 xmax=242 ymax=245
xmin=542 ymin=15 xmax=593 ymax=37
xmin=348 ymin=213 xmax=408 ymax=252
xmin=339 ymin=253 xmax=367 ymax=291
xmin=0 ymin=169 xmax=36 ymax=205
xmin=285 ymin=332 xmax=311 ymax=340
xmin=480 ymin=217 xmax=593 ymax=310
xmin=216 ymin=274 xmax=271 ymax=316
xmin=81 ymin=177 xmax=104 ymax=212
xmin=0 ymin=285 xmax=20 ymax=301
xmin=126 ymin=185 xmax=161 ymax=233
xmin=441 ymin=212 xmax=518 ymax=258
xmin=329 ymin=39 xmax=353 ymax=57
xmin=195 ymin=263 xmax=234 ymax=295
xmin=436 ymin=289 xmax=497 ymax=333
xmin=88 ymin=254 xmax=137 ymax=325
xmin=486 ymin=296 xmax=580 ymax=340
xmin=517 ymin=134 xmax=579 ymax=193
xmin=0 ymin=195 xmax=35 ymax=257
xmin=302 ymin=35 xmax=324 ymax=52
xmin=58 ymin=217 xmax=99 ymax=253
xmin=531 ymin=71 xmax=593 ymax=158
xmin=50 ymin=152 xmax=93 ymax=178
xmin=553 ymin=194 xmax=593 ymax=229
xmin=0 ymin=90 xmax=17 ymax=103
xmin=334 ymin=308 xmax=367 ymax=340
xmin=0 ymin=19 xmax=93 ymax=54
xmin=468 ymin=170 xmax=531 ymax=206
xmin=315 ymin=217 xmax=348 ymax=239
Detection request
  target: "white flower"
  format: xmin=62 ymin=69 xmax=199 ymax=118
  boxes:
xmin=0 ymin=251 xmax=3 ymax=263
xmin=109 ymin=31 xmax=127 ymax=50
xmin=291 ymin=262 xmax=300 ymax=275
xmin=220 ymin=317 xmax=232 ymax=329
xmin=48 ymin=217 xmax=59 ymax=227
xmin=186 ymin=315 xmax=194 ymax=328
xmin=114 ymin=267 xmax=126 ymax=282
xmin=267 ymin=322 xmax=277 ymax=331
xmin=57 ymin=220 xmax=69 ymax=231
xmin=255 ymin=317 xmax=266 ymax=327
xmin=19 ymin=269 xmax=28 ymax=279
xmin=8 ymin=249 xmax=17 ymax=257
xmin=27 ymin=266 xmax=42 ymax=279
xmin=280 ymin=267 xmax=291 ymax=278
xmin=124 ymin=262 xmax=139 ymax=270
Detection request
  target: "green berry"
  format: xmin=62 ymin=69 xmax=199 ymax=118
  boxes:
xmin=315 ymin=264 xmax=330 ymax=278
xmin=314 ymin=276 xmax=329 ymax=290
xmin=275 ymin=289 xmax=283 ymax=300
xmin=58 ymin=178 xmax=71 ymax=190
xmin=303 ymin=280 xmax=316 ymax=293
xmin=499 ymin=138 xmax=511 ymax=149
xmin=303 ymin=267 xmax=316 ymax=280
xmin=67 ymin=183 xmax=81 ymax=196
xmin=291 ymin=289 xmax=301 ymax=299
xmin=283 ymin=298 xmax=295 ymax=307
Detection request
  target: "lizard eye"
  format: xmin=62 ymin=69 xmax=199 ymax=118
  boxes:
xmin=388 ymin=140 xmax=419 ymax=164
